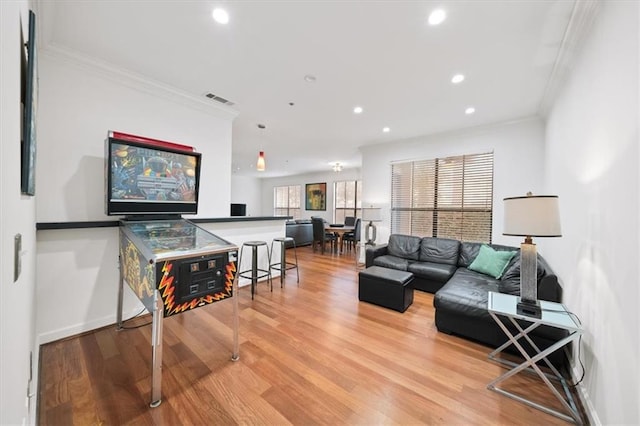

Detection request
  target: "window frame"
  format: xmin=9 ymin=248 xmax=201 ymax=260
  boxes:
xmin=390 ymin=152 xmax=494 ymax=243
xmin=273 ymin=184 xmax=301 ymax=219
xmin=333 ymin=180 xmax=362 ymax=223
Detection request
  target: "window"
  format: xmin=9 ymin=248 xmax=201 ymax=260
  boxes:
xmin=391 ymin=152 xmax=493 ymax=243
xmin=334 ymin=180 xmax=362 ymax=223
xmin=274 ymin=185 xmax=301 ymax=219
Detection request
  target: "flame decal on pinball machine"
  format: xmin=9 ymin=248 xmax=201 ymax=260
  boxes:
xmin=224 ymin=261 xmax=236 ymax=293
xmin=158 ymin=261 xmax=176 ymax=315
xmin=159 ymin=260 xmax=235 ymax=317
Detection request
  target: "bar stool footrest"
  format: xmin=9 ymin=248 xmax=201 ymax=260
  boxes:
xmin=238 ymin=269 xmax=272 ymax=281
xmin=270 ymin=262 xmax=298 ymax=272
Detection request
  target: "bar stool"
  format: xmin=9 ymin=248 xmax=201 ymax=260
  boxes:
xmin=270 ymin=237 xmax=300 ymax=287
xmin=238 ymin=241 xmax=272 ymax=299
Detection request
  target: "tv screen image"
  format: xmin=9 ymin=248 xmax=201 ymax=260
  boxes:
xmin=106 ymin=132 xmax=202 ymax=216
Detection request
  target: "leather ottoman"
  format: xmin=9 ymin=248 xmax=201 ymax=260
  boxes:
xmin=358 ymin=266 xmax=414 ymax=312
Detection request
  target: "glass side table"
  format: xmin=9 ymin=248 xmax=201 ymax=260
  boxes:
xmin=487 ymin=291 xmax=583 ymax=424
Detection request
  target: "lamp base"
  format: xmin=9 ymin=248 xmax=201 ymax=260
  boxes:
xmin=517 ymin=298 xmax=541 ymax=318
xmin=365 ymin=221 xmax=377 ymax=246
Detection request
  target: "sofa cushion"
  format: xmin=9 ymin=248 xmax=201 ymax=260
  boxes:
xmin=499 ymin=252 xmax=546 ymax=295
xmin=458 ymin=241 xmax=519 ymax=268
xmin=372 ymin=255 xmax=410 ymax=271
xmin=408 ymin=261 xmax=457 ymax=283
xmin=387 ymin=234 xmax=421 ymax=261
xmin=433 ymin=268 xmax=500 ymax=320
xmin=468 ymin=244 xmax=517 ymax=279
xmin=419 ymin=237 xmax=460 ymax=265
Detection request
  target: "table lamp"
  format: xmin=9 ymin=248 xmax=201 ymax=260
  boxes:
xmin=503 ymin=193 xmax=561 ymax=318
xmin=362 ymin=207 xmax=382 ymax=245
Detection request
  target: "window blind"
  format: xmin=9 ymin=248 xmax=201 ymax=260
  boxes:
xmin=274 ymin=185 xmax=301 ymax=219
xmin=391 ymin=152 xmax=493 ymax=243
xmin=334 ymin=180 xmax=362 ymax=223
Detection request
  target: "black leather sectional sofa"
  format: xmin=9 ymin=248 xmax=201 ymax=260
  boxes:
xmin=365 ymin=234 xmax=567 ymax=367
xmin=285 ymin=220 xmax=313 ymax=247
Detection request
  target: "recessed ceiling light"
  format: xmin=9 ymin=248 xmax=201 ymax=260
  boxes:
xmin=465 ymin=107 xmax=476 ymax=115
xmin=212 ymin=8 xmax=229 ymax=24
xmin=428 ymin=9 xmax=446 ymax=26
xmin=304 ymin=74 xmax=317 ymax=83
xmin=353 ymin=106 xmax=363 ymax=114
xmin=451 ymin=74 xmax=465 ymax=84
xmin=383 ymin=127 xmax=390 ymax=133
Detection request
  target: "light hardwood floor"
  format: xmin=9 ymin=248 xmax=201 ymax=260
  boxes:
xmin=38 ymin=245 xmax=583 ymax=425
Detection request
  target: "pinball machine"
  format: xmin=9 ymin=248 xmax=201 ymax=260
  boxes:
xmin=107 ymin=131 xmax=239 ymax=407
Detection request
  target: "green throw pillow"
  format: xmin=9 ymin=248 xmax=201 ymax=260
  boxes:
xmin=468 ymin=245 xmax=516 ymax=279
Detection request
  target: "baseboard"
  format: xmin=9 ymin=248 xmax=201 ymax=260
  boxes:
xmin=573 ymin=364 xmax=601 ymax=425
xmin=36 ymin=277 xmax=270 ymax=345
xmin=36 ymin=306 xmax=144 ymax=346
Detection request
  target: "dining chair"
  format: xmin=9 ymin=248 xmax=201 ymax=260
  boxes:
xmin=311 ymin=217 xmax=336 ymax=254
xmin=343 ymin=218 xmax=360 ymax=252
xmin=344 ymin=216 xmax=356 ymax=226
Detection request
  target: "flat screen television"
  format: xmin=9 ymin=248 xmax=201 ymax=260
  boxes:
xmin=105 ymin=131 xmax=202 ymax=217
xmin=21 ymin=10 xmax=37 ymax=195
xmin=230 ymin=203 xmax=246 ymax=216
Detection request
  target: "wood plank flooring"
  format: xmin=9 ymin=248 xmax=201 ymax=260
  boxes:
xmin=39 ymin=245 xmax=583 ymax=425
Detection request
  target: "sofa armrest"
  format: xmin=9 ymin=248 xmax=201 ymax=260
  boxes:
xmin=365 ymin=244 xmax=388 ymax=267
xmin=538 ymin=274 xmax=562 ymax=303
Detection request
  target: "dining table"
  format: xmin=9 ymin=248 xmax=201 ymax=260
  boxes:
xmin=324 ymin=225 xmax=356 ymax=254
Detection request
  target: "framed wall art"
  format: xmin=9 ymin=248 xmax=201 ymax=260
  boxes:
xmin=21 ymin=10 xmax=37 ymax=195
xmin=305 ymin=182 xmax=326 ymax=211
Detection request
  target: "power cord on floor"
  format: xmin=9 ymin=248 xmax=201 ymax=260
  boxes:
xmin=118 ymin=307 xmax=152 ymax=330
xmin=540 ymin=307 xmax=585 ymax=387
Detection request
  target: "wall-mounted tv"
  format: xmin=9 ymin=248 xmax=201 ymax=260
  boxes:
xmin=105 ymin=131 xmax=202 ymax=217
xmin=230 ymin=203 xmax=246 ymax=216
xmin=21 ymin=10 xmax=37 ymax=195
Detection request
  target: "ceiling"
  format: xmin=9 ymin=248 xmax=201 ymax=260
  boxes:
xmin=37 ymin=1 xmax=577 ymax=178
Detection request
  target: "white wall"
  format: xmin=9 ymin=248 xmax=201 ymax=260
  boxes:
xmin=36 ymin=49 xmax=236 ymax=222
xmin=230 ymin=175 xmax=262 ymax=216
xmin=0 ymin=2 xmax=38 ymax=424
xmin=360 ymin=118 xmax=546 ymax=246
xmin=35 ymin=50 xmax=237 ymax=344
xmin=260 ymin=168 xmax=361 ymax=221
xmin=543 ymin=2 xmax=639 ymax=424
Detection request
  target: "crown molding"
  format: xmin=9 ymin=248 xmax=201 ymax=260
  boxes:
xmin=40 ymin=43 xmax=239 ymax=121
xmin=364 ymin=115 xmax=543 ymax=153
xmin=538 ymin=0 xmax=601 ymax=116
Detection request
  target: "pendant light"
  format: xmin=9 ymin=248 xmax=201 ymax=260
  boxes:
xmin=256 ymin=124 xmax=266 ymax=171
xmin=257 ymin=151 xmax=266 ymax=171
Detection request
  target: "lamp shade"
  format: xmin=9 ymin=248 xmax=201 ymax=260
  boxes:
xmin=362 ymin=207 xmax=382 ymax=222
xmin=256 ymin=151 xmax=265 ymax=171
xmin=503 ymin=195 xmax=562 ymax=237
